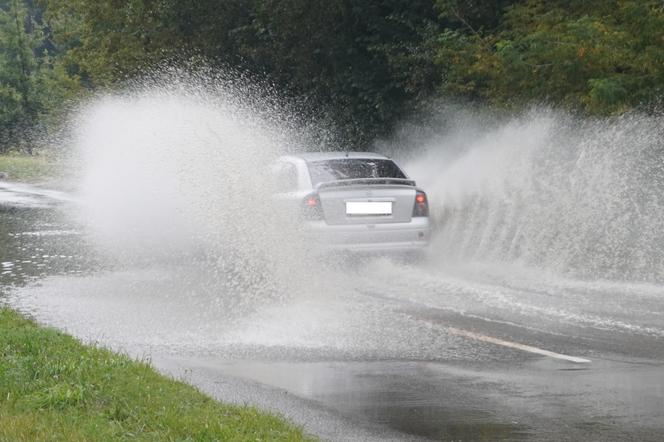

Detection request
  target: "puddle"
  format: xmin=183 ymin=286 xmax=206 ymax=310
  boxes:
xmin=207 ymin=360 xmax=532 ymax=441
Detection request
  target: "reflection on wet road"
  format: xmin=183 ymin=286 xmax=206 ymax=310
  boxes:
xmin=2 ymin=183 xmax=664 ymax=441
xmin=0 ymin=183 xmax=94 ymax=288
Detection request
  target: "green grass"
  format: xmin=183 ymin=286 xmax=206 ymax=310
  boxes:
xmin=0 ymin=307 xmax=312 ymax=441
xmin=0 ymin=153 xmax=59 ymax=182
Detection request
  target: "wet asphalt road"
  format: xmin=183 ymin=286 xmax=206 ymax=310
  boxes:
xmin=2 ymin=182 xmax=663 ymax=441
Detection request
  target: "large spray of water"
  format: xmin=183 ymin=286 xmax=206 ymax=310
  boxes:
xmin=69 ymin=72 xmax=319 ymax=300
xmin=68 ymin=71 xmax=664 ymax=291
xmin=391 ymin=108 xmax=664 ymax=283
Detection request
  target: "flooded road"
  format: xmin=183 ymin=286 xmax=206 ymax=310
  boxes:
xmin=2 ymin=181 xmax=664 ymax=441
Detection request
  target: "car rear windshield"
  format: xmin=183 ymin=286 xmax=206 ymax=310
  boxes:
xmin=307 ymin=159 xmax=406 ymax=186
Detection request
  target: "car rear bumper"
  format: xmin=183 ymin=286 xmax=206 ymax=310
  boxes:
xmin=303 ymin=217 xmax=431 ymax=253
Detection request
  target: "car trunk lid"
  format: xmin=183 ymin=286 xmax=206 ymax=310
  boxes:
xmin=316 ymin=179 xmax=416 ymax=225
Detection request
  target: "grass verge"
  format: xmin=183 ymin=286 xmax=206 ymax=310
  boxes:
xmin=0 ymin=153 xmax=59 ymax=182
xmin=0 ymin=307 xmax=312 ymax=441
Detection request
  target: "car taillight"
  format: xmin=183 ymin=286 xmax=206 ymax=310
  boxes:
xmin=302 ymin=192 xmax=323 ymax=219
xmin=412 ymin=190 xmax=429 ymax=217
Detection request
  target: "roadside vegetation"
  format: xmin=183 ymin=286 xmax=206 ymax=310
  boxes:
xmin=1 ymin=0 xmax=663 ymax=150
xmin=0 ymin=153 xmax=58 ymax=182
xmin=0 ymin=307 xmax=312 ymax=441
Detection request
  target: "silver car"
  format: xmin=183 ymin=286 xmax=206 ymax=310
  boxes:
xmin=272 ymin=152 xmax=431 ymax=254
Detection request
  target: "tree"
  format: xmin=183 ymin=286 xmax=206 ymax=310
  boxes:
xmin=39 ymin=0 xmax=441 ymax=147
xmin=434 ymin=0 xmax=664 ymax=114
xmin=0 ymin=0 xmax=38 ymax=150
xmin=0 ymin=0 xmax=80 ymax=152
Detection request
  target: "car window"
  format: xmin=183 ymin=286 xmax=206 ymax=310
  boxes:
xmin=273 ymin=162 xmax=298 ymax=191
xmin=307 ymin=159 xmax=406 ymax=186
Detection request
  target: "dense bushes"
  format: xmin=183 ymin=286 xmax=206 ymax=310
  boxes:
xmin=1 ymin=0 xmax=663 ymax=151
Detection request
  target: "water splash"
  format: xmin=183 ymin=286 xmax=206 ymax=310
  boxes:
xmin=68 ymin=72 xmax=317 ymax=299
xmin=388 ymin=108 xmax=664 ymax=283
xmin=66 ymin=75 xmax=664 ymax=290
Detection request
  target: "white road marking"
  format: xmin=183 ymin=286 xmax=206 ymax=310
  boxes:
xmin=447 ymin=326 xmax=592 ymax=364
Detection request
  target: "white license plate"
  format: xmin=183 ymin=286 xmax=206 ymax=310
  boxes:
xmin=345 ymin=201 xmax=392 ymax=215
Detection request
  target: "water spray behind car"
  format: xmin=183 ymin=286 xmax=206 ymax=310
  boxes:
xmin=386 ymin=107 xmax=664 ymax=284
xmin=67 ymin=69 xmax=664 ymax=293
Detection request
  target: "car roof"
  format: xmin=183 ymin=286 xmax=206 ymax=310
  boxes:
xmin=282 ymin=152 xmax=390 ymax=162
